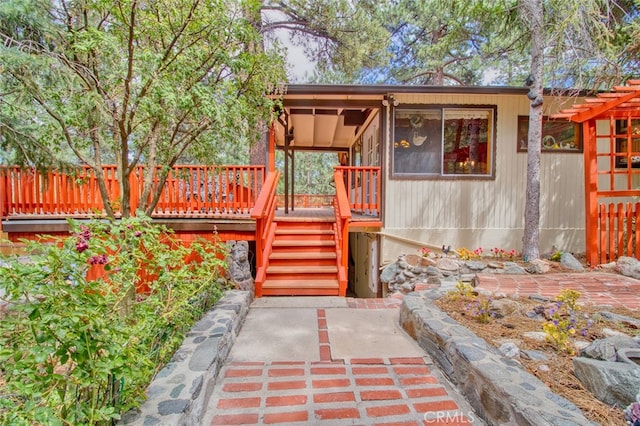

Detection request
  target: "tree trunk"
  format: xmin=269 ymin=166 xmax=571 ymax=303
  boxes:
xmin=521 ymin=0 xmax=544 ymax=261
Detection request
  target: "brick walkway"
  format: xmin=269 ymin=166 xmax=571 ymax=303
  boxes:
xmin=475 ymin=272 xmax=640 ymax=309
xmin=206 ymin=303 xmax=474 ymax=425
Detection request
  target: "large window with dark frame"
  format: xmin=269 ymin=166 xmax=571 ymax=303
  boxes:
xmin=392 ymin=106 xmax=495 ymax=177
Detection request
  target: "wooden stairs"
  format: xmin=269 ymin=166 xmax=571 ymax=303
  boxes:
xmin=259 ymin=216 xmax=344 ymax=296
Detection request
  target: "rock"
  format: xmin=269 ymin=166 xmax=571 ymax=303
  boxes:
xmin=580 ymin=336 xmax=640 ymax=362
xmin=602 ymin=327 xmax=630 ymax=338
xmin=404 ymin=254 xmax=421 ymax=267
xmin=459 ymin=273 xmax=475 ymax=282
xmin=617 ymin=347 xmax=640 ymax=366
xmin=560 ymin=252 xmax=584 ymax=271
xmin=529 ymin=294 xmax=550 ymax=303
xmin=401 ymin=283 xmax=414 ymax=292
xmin=526 ymin=259 xmax=551 ymax=274
xmin=487 ymin=261 xmax=503 ymax=269
xmin=226 ymin=241 xmax=253 ymax=292
xmin=498 ymin=342 xmax=520 ymax=358
xmin=522 ymin=331 xmax=548 ymax=342
xmin=380 ymin=263 xmax=398 ymax=283
xmin=574 ymin=340 xmax=591 ymax=351
xmin=538 ymin=364 xmax=550 ymax=372
xmin=615 ymin=256 xmax=640 ymax=279
xmin=435 ymin=258 xmax=459 ymax=272
xmin=599 ymin=311 xmax=640 ymax=329
xmin=490 ymin=298 xmax=522 ymax=317
xmin=502 ymin=262 xmax=527 ymax=274
xmin=521 ymin=350 xmax=549 ymax=361
xmin=573 ymin=356 xmax=640 ymax=407
xmin=465 ymin=260 xmax=486 ymax=271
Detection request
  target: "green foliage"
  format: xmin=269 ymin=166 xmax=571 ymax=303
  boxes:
xmin=542 ymin=289 xmax=590 ymax=354
xmin=275 ymin=151 xmax=339 ymax=195
xmin=0 ymin=0 xmax=285 ymax=215
xmin=448 ymin=281 xmax=475 ymax=300
xmin=0 ymin=217 xmax=229 ymax=424
xmin=465 ymin=298 xmax=495 ymax=324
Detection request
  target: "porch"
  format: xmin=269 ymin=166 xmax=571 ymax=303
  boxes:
xmin=0 ymin=164 xmax=381 ymax=296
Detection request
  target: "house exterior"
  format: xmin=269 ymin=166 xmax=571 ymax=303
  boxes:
xmin=273 ymin=84 xmax=586 ymax=297
xmin=4 ymin=82 xmax=639 ymax=298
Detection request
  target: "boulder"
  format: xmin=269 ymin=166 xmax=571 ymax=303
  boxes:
xmin=435 ymin=258 xmax=459 ymax=272
xmin=580 ymin=336 xmax=640 ymax=362
xmin=560 ymin=252 xmax=584 ymax=271
xmin=526 ymin=259 xmax=551 ymax=274
xmin=226 ymin=241 xmax=253 ymax=292
xmin=573 ymin=356 xmax=640 ymax=407
xmin=490 ymin=298 xmax=522 ymax=317
xmin=615 ymin=256 xmax=640 ymax=280
xmin=380 ymin=263 xmax=398 ymax=283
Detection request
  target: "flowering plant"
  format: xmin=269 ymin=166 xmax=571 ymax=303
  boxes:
xmin=466 ymin=298 xmax=495 ymax=323
xmin=542 ymin=289 xmax=591 ymax=354
xmin=419 ymin=247 xmax=431 ymax=257
xmin=624 ymin=391 xmax=640 ymax=426
xmin=489 ymin=247 xmax=520 ymax=260
xmin=455 ymin=247 xmax=483 ymax=260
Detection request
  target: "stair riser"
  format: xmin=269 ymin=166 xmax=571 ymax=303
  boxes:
xmin=273 ymin=234 xmax=335 ymax=241
xmin=268 ymin=258 xmax=336 ymax=267
xmin=261 ymin=288 xmax=340 ymax=296
xmin=265 ymin=273 xmax=339 ymax=281
xmin=275 ymin=223 xmax=334 ymax=232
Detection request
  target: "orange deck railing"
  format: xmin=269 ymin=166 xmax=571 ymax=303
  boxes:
xmin=250 ymin=170 xmax=280 ymax=297
xmin=0 ymin=165 xmax=265 ymax=221
xmin=333 ymin=170 xmax=351 ymax=297
xmin=335 ymin=166 xmax=381 ymax=215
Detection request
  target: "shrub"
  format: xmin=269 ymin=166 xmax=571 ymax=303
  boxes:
xmin=0 ymin=216 xmax=229 ymax=425
xmin=465 ymin=298 xmax=495 ymax=323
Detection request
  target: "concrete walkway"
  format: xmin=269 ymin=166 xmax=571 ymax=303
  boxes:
xmin=201 ymin=297 xmax=480 ymax=425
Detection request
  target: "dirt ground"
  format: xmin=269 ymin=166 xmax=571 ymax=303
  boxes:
xmin=435 ymin=290 xmax=639 ymax=426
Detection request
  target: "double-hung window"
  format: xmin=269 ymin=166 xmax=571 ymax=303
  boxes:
xmin=392 ymin=105 xmax=496 ymax=178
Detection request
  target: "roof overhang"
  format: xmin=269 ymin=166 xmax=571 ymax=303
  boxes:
xmin=271 ymin=84 xmax=530 ymax=152
xmin=551 ymin=80 xmax=640 ymax=122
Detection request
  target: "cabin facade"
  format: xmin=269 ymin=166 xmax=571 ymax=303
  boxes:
xmin=3 ymin=83 xmax=640 ymax=297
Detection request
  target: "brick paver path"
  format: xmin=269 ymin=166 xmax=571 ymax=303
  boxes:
xmin=475 ymin=272 xmax=640 ymax=309
xmin=206 ymin=301 xmax=474 ymax=425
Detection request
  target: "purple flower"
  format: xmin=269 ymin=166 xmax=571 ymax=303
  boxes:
xmin=134 ymin=231 xmax=143 ymax=237
xmin=76 ymin=238 xmax=89 ymax=253
xmin=89 ymin=254 xmax=108 ymax=265
xmin=552 ymin=319 xmax=559 ymax=326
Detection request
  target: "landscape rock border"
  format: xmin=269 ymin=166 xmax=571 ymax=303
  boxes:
xmin=400 ymin=289 xmax=596 ymax=426
xmin=120 ymin=290 xmax=252 ymax=426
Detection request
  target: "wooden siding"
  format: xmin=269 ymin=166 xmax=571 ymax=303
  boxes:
xmin=381 ymin=93 xmax=585 ymax=262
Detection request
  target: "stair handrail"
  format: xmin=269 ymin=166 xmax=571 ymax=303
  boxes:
xmin=250 ymin=170 xmax=280 ymax=295
xmin=333 ymin=170 xmax=351 ymax=296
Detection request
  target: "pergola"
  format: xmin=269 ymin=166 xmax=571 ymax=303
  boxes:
xmin=553 ymin=79 xmax=640 ymax=266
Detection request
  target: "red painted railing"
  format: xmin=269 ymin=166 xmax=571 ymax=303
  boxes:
xmin=0 ymin=165 xmax=264 ymax=220
xmin=250 ymin=170 xmax=280 ymax=297
xmin=333 ymin=170 xmax=351 ymax=297
xmin=598 ymin=202 xmax=640 ymax=264
xmin=334 ymin=166 xmax=381 ymax=215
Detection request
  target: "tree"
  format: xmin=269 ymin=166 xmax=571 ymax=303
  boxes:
xmin=0 ymin=0 xmax=285 ymax=218
xmin=260 ymin=0 xmax=389 ymax=81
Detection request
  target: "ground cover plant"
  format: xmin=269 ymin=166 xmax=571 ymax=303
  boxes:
xmin=0 ymin=217 xmax=229 ymax=425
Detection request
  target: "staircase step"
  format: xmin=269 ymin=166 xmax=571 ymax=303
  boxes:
xmin=267 ymin=265 xmax=338 ymax=274
xmin=262 ymin=279 xmax=340 ymax=295
xmin=269 ymin=252 xmax=336 ymax=260
xmin=275 ymin=229 xmax=334 ymax=235
xmin=272 ymin=240 xmax=335 ymax=247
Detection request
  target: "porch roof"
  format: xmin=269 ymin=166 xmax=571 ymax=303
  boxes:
xmin=273 ymin=84 xmax=529 ymax=152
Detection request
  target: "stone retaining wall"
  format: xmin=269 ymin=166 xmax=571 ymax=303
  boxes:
xmin=120 ymin=290 xmax=252 ymax=426
xmin=400 ymin=291 xmax=596 ymax=426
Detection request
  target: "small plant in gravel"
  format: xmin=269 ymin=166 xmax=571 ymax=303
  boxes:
xmin=448 ymin=281 xmax=475 ymax=300
xmin=455 ymin=247 xmax=483 ymax=260
xmin=0 ymin=216 xmax=229 ymax=425
xmin=542 ymin=289 xmax=591 ymax=354
xmin=465 ymin=298 xmax=496 ymax=323
xmin=489 ymin=247 xmax=520 ymax=260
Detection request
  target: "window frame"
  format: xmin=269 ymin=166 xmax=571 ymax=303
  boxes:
xmin=390 ymin=104 xmax=497 ymax=180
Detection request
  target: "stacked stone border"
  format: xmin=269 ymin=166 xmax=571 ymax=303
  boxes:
xmin=400 ymin=287 xmax=595 ymax=426
xmin=120 ymin=290 xmax=252 ymax=426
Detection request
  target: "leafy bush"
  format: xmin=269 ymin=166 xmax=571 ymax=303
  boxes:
xmin=0 ymin=216 xmax=229 ymax=425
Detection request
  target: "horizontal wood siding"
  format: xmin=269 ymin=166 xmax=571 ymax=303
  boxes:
xmin=382 ymin=93 xmax=585 ymax=262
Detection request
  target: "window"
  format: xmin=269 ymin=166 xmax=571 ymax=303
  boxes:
xmin=615 ymin=118 xmax=640 ymax=168
xmin=392 ymin=106 xmax=495 ymax=178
